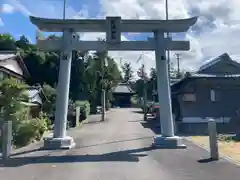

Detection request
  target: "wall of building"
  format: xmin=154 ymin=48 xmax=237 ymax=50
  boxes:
xmin=177 ymin=78 xmax=240 ymax=123
xmin=176 ymin=122 xmax=237 ymax=135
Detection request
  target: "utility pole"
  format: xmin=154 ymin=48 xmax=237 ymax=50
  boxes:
xmin=142 ymin=64 xmax=148 ymax=121
xmin=165 ymin=0 xmax=171 ymax=82
xmin=101 ymin=53 xmax=106 ymax=121
xmin=137 ymin=54 xmax=147 ymax=121
xmin=175 ymin=53 xmax=180 ymax=78
xmin=63 ymin=0 xmax=66 ymax=20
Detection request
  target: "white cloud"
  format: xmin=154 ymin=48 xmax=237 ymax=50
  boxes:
xmin=1 ymin=4 xmax=15 ymax=14
xmin=4 ymin=0 xmax=240 ymax=74
xmin=98 ymin=0 xmax=240 ymax=73
xmin=4 ymin=0 xmax=88 ymax=19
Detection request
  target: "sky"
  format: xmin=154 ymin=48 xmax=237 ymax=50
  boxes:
xmin=1 ymin=0 xmax=240 ymax=76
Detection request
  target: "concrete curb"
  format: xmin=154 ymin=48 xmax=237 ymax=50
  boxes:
xmin=183 ymin=137 xmax=240 ymax=166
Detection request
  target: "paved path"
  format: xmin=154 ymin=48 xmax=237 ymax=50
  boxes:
xmin=0 ymin=108 xmax=240 ymax=180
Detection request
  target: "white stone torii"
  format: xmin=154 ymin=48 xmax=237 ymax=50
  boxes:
xmin=30 ymin=16 xmax=197 ymax=149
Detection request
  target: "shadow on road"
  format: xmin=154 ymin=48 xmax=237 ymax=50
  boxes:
xmin=198 ymin=158 xmax=219 ymax=163
xmin=128 ymin=120 xmax=144 ymax=122
xmin=0 ymin=146 xmax=153 ymax=167
xmin=132 ymin=110 xmax=144 ymax=114
xmin=10 ymin=147 xmax=65 ymax=157
xmin=75 ymin=136 xmax=154 ymax=149
xmin=140 ymin=119 xmax=161 ymax=135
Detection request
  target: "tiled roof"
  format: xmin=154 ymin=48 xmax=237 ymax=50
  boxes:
xmin=0 ymin=51 xmax=30 ymax=77
xmin=26 ymin=88 xmax=42 ymax=104
xmin=171 ymin=73 xmax=240 ymax=91
xmin=190 ymin=73 xmax=240 ymax=78
xmin=113 ymin=83 xmax=134 ymax=94
xmin=0 ymin=53 xmax=16 ymax=61
xmin=197 ymin=53 xmax=232 ymax=72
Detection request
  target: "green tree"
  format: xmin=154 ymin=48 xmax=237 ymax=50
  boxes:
xmin=15 ymin=35 xmax=35 ymax=52
xmin=121 ymin=62 xmax=134 ymax=83
xmin=70 ymin=50 xmax=88 ymax=100
xmin=0 ymin=33 xmax=123 ymax=115
xmin=0 ymin=78 xmax=28 ymax=123
xmin=148 ymin=68 xmax=157 ymax=100
xmin=83 ymin=51 xmax=121 ymax=112
xmin=0 ymin=33 xmax=16 ymax=51
xmin=41 ymin=83 xmax=57 ymax=117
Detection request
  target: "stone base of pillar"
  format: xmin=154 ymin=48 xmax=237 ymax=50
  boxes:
xmin=152 ymin=135 xmax=186 ymax=149
xmin=43 ymin=136 xmax=76 ymax=150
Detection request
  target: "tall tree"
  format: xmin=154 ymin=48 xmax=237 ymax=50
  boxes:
xmin=0 ymin=33 xmax=16 ymax=51
xmin=121 ymin=62 xmax=134 ymax=83
xmin=148 ymin=68 xmax=157 ymax=99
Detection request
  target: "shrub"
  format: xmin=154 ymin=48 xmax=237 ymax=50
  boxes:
xmin=13 ymin=113 xmax=51 ymax=147
xmin=217 ymin=134 xmax=234 ymax=142
xmin=0 ymin=78 xmax=51 ymax=148
xmin=75 ymin=100 xmax=90 ymax=121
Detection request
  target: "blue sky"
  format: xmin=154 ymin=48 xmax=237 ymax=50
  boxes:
xmin=1 ymin=0 xmax=240 ymax=74
xmin=0 ymin=0 xmax=102 ymax=42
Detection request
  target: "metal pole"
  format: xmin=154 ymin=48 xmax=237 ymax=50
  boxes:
xmin=165 ymin=0 xmax=171 ymax=82
xmin=137 ymin=54 xmax=147 ymax=121
xmin=175 ymin=53 xmax=180 ymax=78
xmin=143 ymin=64 xmax=147 ymax=121
xmin=101 ymin=53 xmax=106 ymax=121
xmin=165 ymin=0 xmax=169 ymax=20
xmin=63 ymin=0 xmax=66 ymax=20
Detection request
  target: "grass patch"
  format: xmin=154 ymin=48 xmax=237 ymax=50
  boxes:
xmin=187 ymin=135 xmax=240 ymax=164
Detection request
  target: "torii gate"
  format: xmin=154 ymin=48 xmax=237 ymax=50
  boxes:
xmin=30 ymin=16 xmax=198 ymax=149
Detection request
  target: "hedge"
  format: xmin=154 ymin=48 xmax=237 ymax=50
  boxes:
xmin=75 ymin=100 xmax=90 ymax=121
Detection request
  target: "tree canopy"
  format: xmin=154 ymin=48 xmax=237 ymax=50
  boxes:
xmin=0 ymin=33 xmax=122 ymax=111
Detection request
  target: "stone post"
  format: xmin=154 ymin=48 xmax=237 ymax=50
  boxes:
xmin=2 ymin=121 xmax=12 ymax=161
xmin=208 ymin=119 xmax=219 ymax=160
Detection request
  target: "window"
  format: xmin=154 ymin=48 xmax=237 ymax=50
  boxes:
xmin=182 ymin=93 xmax=196 ymax=102
xmin=210 ymin=89 xmax=220 ymax=102
xmin=210 ymin=90 xmax=215 ymax=101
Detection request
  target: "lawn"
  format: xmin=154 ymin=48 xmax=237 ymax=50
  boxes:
xmin=186 ymin=136 xmax=240 ymax=165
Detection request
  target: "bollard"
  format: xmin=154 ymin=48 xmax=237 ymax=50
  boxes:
xmin=208 ymin=119 xmax=219 ymax=160
xmin=2 ymin=121 xmax=12 ymax=161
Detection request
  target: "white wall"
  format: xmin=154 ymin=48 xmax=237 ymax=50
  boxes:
xmin=0 ymin=58 xmax=23 ymax=75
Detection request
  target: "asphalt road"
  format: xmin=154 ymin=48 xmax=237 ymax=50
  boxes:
xmin=0 ymin=108 xmax=240 ymax=180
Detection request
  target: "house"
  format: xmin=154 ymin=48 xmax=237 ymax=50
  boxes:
xmin=0 ymin=51 xmax=30 ymax=81
xmin=112 ymin=83 xmax=135 ymax=107
xmin=152 ymin=78 xmax=181 ymax=101
xmin=0 ymin=51 xmax=44 ymax=118
xmin=171 ymin=53 xmax=240 ymax=134
xmin=25 ymin=86 xmax=46 ymax=118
